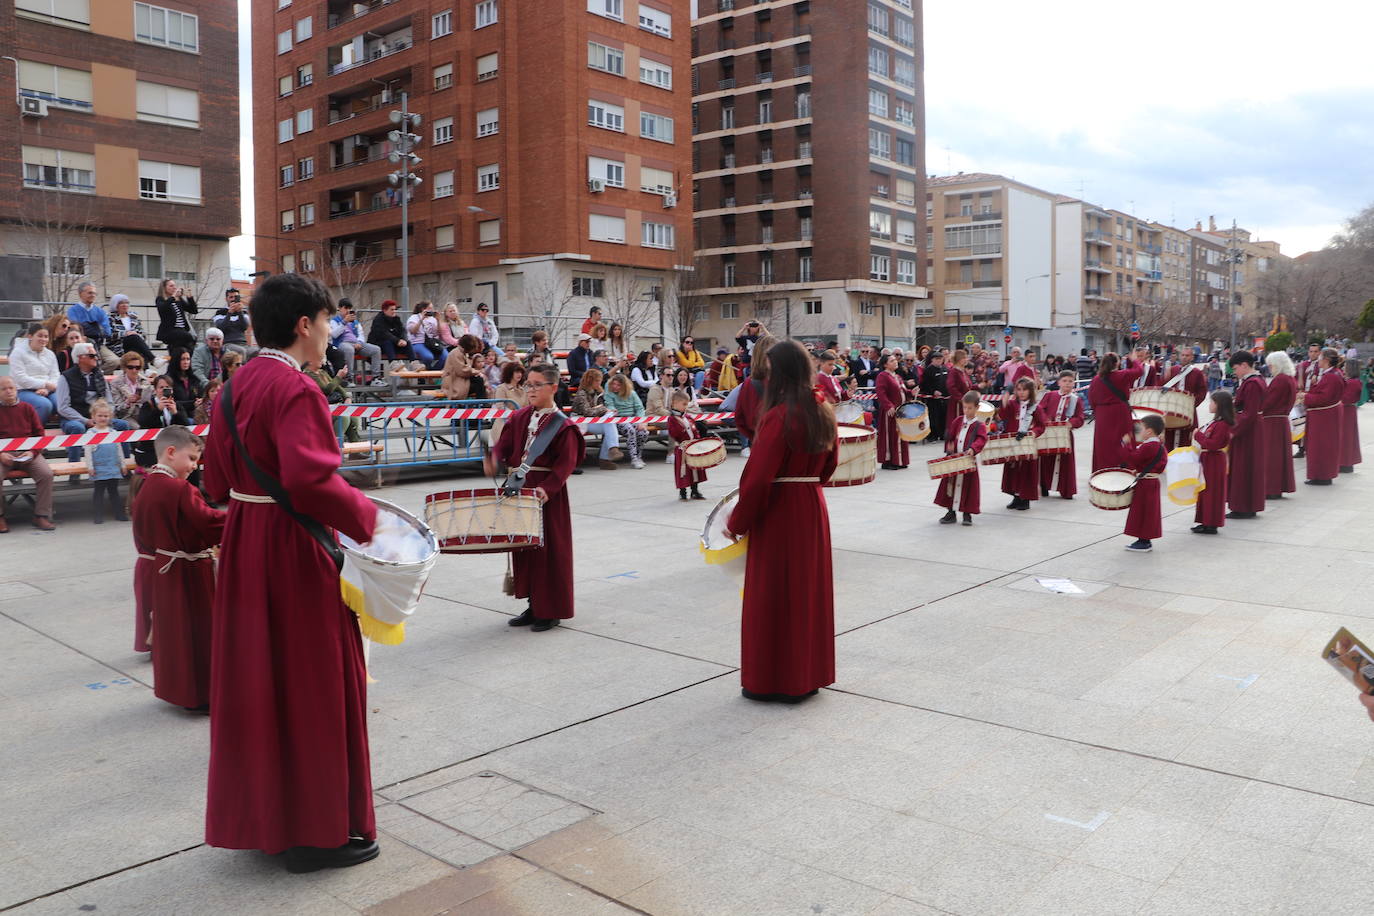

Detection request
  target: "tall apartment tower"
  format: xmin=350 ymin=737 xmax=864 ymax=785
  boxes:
xmin=689 ymin=0 xmax=926 ymax=350
xmin=1 ymin=1 xmax=239 ymax=305
xmin=254 ymin=0 xmax=693 ymax=346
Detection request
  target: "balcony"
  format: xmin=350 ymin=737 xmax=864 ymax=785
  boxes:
xmin=972 ymin=210 xmax=1002 ymax=221
xmin=945 ymin=244 xmax=1002 ymax=259
xmin=1084 ymin=230 xmax=1112 ymax=246
xmin=329 ymin=26 xmax=414 ymax=77
xmin=1138 ymin=270 xmax=1162 ymax=282
xmin=720 ymin=153 xmax=736 ymax=168
xmin=794 ymin=64 xmax=812 ymax=77
xmin=971 ymin=280 xmax=1002 ymax=289
xmin=1141 ymin=243 xmax=1162 ymax=255
xmin=756 ymin=71 xmax=773 ymax=83
xmin=1084 ymin=259 xmax=1110 ymax=273
xmin=756 ymin=193 xmax=775 ymax=204
xmin=327 ymin=0 xmax=402 ymax=30
xmin=1084 ymin=288 xmax=1108 ymax=300
xmin=722 ymin=196 xmax=736 ymax=207
xmin=798 ymin=141 xmax=812 ymax=157
xmin=718 ymin=77 xmax=736 ymax=89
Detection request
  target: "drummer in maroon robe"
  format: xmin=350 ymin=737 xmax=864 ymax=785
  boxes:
xmin=132 ymin=426 xmax=225 ymax=711
xmin=203 ymin=274 xmax=381 ymax=873
xmin=814 ymin=350 xmax=846 ymax=404
xmin=490 ymin=364 xmax=585 ymax=629
xmin=936 ymin=391 xmax=988 ymax=525
xmin=1163 ymin=348 xmax=1209 ymax=450
xmin=875 ymin=353 xmax=911 ymax=470
xmin=726 ymin=340 xmax=838 ymax=703
xmin=1122 ymin=414 xmax=1169 ymax=551
xmin=668 ymin=393 xmax=707 ymax=500
xmin=1340 ymin=360 xmax=1363 ymax=474
xmin=1000 ymin=377 xmax=1045 ymax=510
xmin=1191 ymin=390 xmax=1234 ymax=534
xmin=1039 ymin=370 xmax=1086 ymax=499
xmin=1295 ymin=343 xmax=1322 ymax=457
xmin=1124 ymin=346 xmax=1160 ymax=388
xmin=1225 ymin=351 xmax=1268 ymax=518
xmin=1087 ymin=352 xmax=1144 ymax=472
xmin=1260 ymin=351 xmax=1298 ymax=499
xmin=1303 ymin=348 xmax=1345 ymax=485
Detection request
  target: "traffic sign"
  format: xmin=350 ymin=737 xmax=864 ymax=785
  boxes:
xmin=1004 ymin=335 xmax=1012 ymax=344
xmin=1003 ymin=326 xmax=1013 ymax=337
xmin=964 ymin=334 xmax=976 ymax=346
xmin=1130 ymin=321 xmax=1140 ymax=333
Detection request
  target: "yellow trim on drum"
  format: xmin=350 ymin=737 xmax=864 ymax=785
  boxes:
xmin=699 ymin=533 xmax=749 ymax=566
xmin=1166 ymin=476 xmax=1203 ymax=506
xmin=341 ymin=576 xmax=407 ymax=646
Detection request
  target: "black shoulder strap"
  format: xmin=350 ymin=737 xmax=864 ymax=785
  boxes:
xmin=219 ymin=376 xmax=345 ymax=571
xmin=502 ymin=411 xmax=570 ymax=496
xmin=1101 ymin=374 xmax=1130 ymax=405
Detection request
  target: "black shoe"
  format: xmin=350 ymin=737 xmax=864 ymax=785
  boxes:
xmin=1125 ymin=539 xmax=1152 ymax=552
xmin=742 ymin=688 xmax=815 ymax=703
xmin=115 ymin=511 xmax=129 ymax=522
xmin=531 ymin=618 xmax=560 ymax=632
xmin=1340 ymin=466 xmax=1355 ymax=474
xmin=1265 ymin=494 xmax=1284 ymax=500
xmin=776 ymin=689 xmax=819 ymax=705
xmin=571 ymin=468 xmax=584 ymax=475
xmin=962 ymin=513 xmax=973 ymax=526
xmin=1225 ymin=511 xmax=1257 ymax=519
xmin=1190 ymin=525 xmax=1218 ymax=534
xmin=507 ymin=609 xmax=535 ymax=627
xmin=284 ymin=840 xmax=380 ymax=874
xmin=691 ymin=488 xmax=706 ymax=500
xmin=183 ymin=704 xmax=210 ymax=714
xmin=1007 ymin=499 xmax=1020 ymax=510
xmin=940 ymin=510 xmax=956 ymax=524
xmin=93 ymin=517 xmax=104 ymax=525
xmin=679 ymin=489 xmax=689 ymax=501
xmin=1040 ymin=486 xmax=1050 ymax=497
xmin=1305 ymin=479 xmax=1332 ymax=486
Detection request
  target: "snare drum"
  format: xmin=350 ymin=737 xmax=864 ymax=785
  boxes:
xmin=682 ymin=437 xmax=726 ymax=469
xmin=1088 ymin=469 xmax=1137 ymax=510
xmin=927 ymin=453 xmax=976 ymax=480
xmin=827 ymin=423 xmax=877 ymax=487
xmin=424 ymin=488 xmax=544 ymax=554
xmin=1036 ymin=421 xmax=1072 ymax=455
xmin=1164 ymin=445 xmax=1204 ymax=506
xmin=833 ymin=400 xmax=866 ymax=426
xmin=975 ymin=400 xmax=996 ymax=424
xmin=1130 ymin=387 xmax=1195 ymax=429
xmin=338 ymin=498 xmax=439 ymax=645
xmin=700 ymin=488 xmax=748 ymax=589
xmin=895 ymin=401 xmax=931 ymax=442
xmin=1289 ymin=404 xmax=1307 ymax=443
xmin=981 ymin=432 xmax=1038 ymax=465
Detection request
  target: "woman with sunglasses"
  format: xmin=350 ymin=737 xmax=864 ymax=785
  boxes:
xmin=676 ymin=336 xmax=706 ymax=389
xmin=108 ymin=352 xmax=152 ymax=422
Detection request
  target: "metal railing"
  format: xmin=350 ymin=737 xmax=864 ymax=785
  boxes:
xmin=330 ymin=40 xmax=414 ymax=76
xmin=327 ymin=0 xmax=401 ymax=30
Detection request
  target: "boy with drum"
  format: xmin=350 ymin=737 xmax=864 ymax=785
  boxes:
xmin=936 ymin=391 xmax=989 ymax=525
xmin=1121 ymin=414 xmax=1168 ymax=552
xmin=668 ymin=391 xmax=709 ymax=501
xmin=1038 ymin=370 xmax=1086 ymax=499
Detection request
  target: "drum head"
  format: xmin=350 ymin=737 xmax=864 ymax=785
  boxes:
xmin=685 ymin=438 xmax=721 ymax=456
xmin=1092 ymin=470 xmax=1137 ymax=492
xmin=702 ymin=488 xmax=741 ymax=550
xmin=834 ymin=401 xmax=865 ymax=424
xmin=340 ymin=498 xmax=438 ymax=565
xmin=897 ymin=402 xmax=928 ymax=420
xmin=838 ymin=424 xmax=874 ymax=442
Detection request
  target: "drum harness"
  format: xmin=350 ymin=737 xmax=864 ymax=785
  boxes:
xmin=501 ymin=411 xmax=569 ymax=497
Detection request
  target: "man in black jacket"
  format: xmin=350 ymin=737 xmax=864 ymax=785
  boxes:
xmin=566 ymin=333 xmax=594 ymax=388
xmin=366 ymin=299 xmax=410 ymax=360
xmin=848 ymin=345 xmax=878 ymax=389
xmin=55 ymin=342 xmax=130 ymax=460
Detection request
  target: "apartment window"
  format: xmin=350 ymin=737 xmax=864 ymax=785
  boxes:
xmin=295 ymin=16 xmax=311 ymax=41
xmin=640 ymin=112 xmax=674 ymax=143
xmin=637 ymin=4 xmax=671 ymax=36
xmin=476 ymin=52 xmax=498 ymax=80
xmin=297 ymin=156 xmax=314 ymax=180
xmin=896 ymin=258 xmax=916 ymax=284
xmin=895 ymin=137 xmax=914 ymax=166
xmin=868 ymin=88 xmax=888 ymax=118
xmin=135 ymin=81 xmax=199 ymax=127
xmin=721 ymin=302 xmax=739 ymax=319
xmin=588 ymin=0 xmax=623 ymax=22
xmin=888 ymin=302 xmax=903 ymax=318
xmin=15 ymin=0 xmax=91 ymax=29
xmin=588 ymin=42 xmax=625 ymax=76
xmin=281 ymin=253 xmax=295 ymax=273
xmin=299 ymin=203 xmax=315 ymax=226
xmin=867 ymin=47 xmax=888 ymax=78
xmin=867 ymin=3 xmax=888 ymax=35
xmin=434 ymin=116 xmax=454 ymax=144
xmin=723 ymin=263 xmax=736 ymax=287
xmin=944 ymin=225 xmax=1001 ymax=252
xmin=870 ymin=255 xmax=890 ymax=281
xmin=135 ymin=3 xmax=198 ymax=52
xmin=299 ymin=249 xmax=316 ymax=272
xmin=640 ymin=165 xmax=673 ymax=194
xmin=21 ymin=146 xmax=94 ymax=193
xmin=479 ymin=219 xmax=500 ymax=245
xmin=433 ymin=62 xmax=453 ymax=90
xmin=641 ymin=221 xmax=674 ymax=249
xmin=721 ymin=106 xmax=735 ymax=129
xmin=589 ymin=156 xmax=626 ymax=188
xmin=296 ymin=63 xmax=313 ymax=87
xmin=896 ymin=217 xmax=916 ymax=245
xmin=868 ymin=128 xmax=890 ymax=160
xmin=869 ymin=210 xmax=892 ymax=239
xmin=894 ymin=17 xmax=915 ymax=47
xmin=799 ymin=256 xmax=813 ymax=283
xmin=435 ymin=225 xmax=455 ymax=250
xmin=432 ymin=10 xmax=452 ymax=37
xmin=893 ymin=99 xmax=913 ymax=126
xmin=476 ymin=107 xmax=499 ymax=137
xmin=128 ymin=253 xmax=162 ymax=278
xmin=477 ymin=163 xmax=499 ymax=191
xmin=138 ymin=160 xmax=201 ymax=204
xmin=796 ymin=91 xmax=810 ymax=118
xmin=759 ymin=256 xmax=774 ymax=284
xmin=894 ymin=59 xmax=916 ymax=89
xmin=589 ymin=214 xmax=627 ymax=243
xmin=279 ymin=74 xmax=292 ymax=97
xmin=572 ymin=276 xmax=605 ymax=297
xmin=280 ymin=208 xmax=295 ymax=232
xmin=279 ymin=164 xmax=294 ymax=187
xmin=278 ymin=118 xmax=293 ymax=143
xmin=18 ymin=61 xmax=92 ymax=109
xmin=475 ymin=0 xmax=497 ymax=28
xmin=757 ymin=99 xmax=772 ymax=123
xmin=588 ymin=99 xmax=625 ymax=132
xmin=434 ymin=170 xmax=455 ymax=198
xmin=277 ymin=29 xmax=291 ymax=54
xmin=296 ymin=107 xmax=313 ymax=133
xmin=896 ymin=177 xmax=916 ymax=205
xmin=639 ymin=58 xmax=671 ymax=89
xmin=800 ymin=215 xmax=813 ymax=240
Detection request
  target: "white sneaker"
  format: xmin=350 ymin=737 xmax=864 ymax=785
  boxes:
xmin=741 ymin=447 xmax=751 ymax=458
xmin=665 ymin=452 xmax=674 ymax=463
xmin=371 ymin=378 xmax=390 ymax=387
xmin=631 ymin=458 xmax=646 ymax=469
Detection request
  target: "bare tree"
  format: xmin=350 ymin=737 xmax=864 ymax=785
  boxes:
xmin=603 ymin=270 xmax=660 ymax=347
xmin=520 ymin=269 xmax=582 ymax=349
xmin=322 ymin=242 xmax=381 ymax=307
xmin=12 ymin=189 xmax=97 ymax=306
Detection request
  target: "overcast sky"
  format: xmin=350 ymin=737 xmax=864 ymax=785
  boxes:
xmin=231 ymin=0 xmax=1374 ymax=274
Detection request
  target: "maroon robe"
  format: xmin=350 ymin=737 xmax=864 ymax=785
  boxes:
xmin=946 ymin=365 xmax=972 ymax=406
xmin=1303 ymin=369 xmax=1344 ymax=481
xmin=934 ymin=414 xmax=987 ymax=514
xmin=875 ymin=370 xmax=909 ymax=467
xmin=1297 ymin=358 xmax=1320 ymax=393
xmin=668 ymin=412 xmax=707 ymax=488
xmin=1038 ymin=390 xmax=1085 ymax=498
xmin=493 ymin=407 xmax=585 ymax=618
xmin=132 ymin=471 xmax=225 ymax=708
xmin=203 ymin=355 xmax=379 ymax=855
xmin=1342 ymin=378 xmax=1363 ymax=469
xmin=1193 ymin=420 xmax=1232 ymax=528
xmin=1006 ymin=361 xmax=1036 ymax=387
xmin=1124 ymin=358 xmax=1161 ymax=388
xmin=728 ymin=406 xmax=838 ymax=697
xmin=1229 ymin=373 xmax=1268 ymax=512
xmin=1123 ymin=438 xmax=1168 ymax=540
xmin=1163 ymin=364 xmax=1208 ymax=449
xmin=815 ymin=372 xmax=844 ymax=404
xmin=735 ymin=378 xmax=764 ymax=443
xmin=1088 ymin=366 xmax=1144 ymax=471
xmin=1260 ymin=373 xmax=1297 ymax=497
xmin=999 ymin=398 xmax=1045 ymax=500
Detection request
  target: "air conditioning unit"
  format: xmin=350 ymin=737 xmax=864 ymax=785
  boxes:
xmin=587 ymin=178 xmax=606 ymax=193
xmin=20 ymin=96 xmax=49 ymax=118
xmin=662 ymin=192 xmax=677 ymax=209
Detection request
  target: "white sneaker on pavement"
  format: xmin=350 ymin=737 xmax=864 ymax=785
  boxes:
xmin=741 ymin=447 xmax=751 ymax=458
xmin=631 ymin=458 xmax=646 ymax=469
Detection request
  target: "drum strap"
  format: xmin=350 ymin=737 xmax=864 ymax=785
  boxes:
xmin=1102 ymin=375 xmax=1130 ymax=405
xmin=503 ymin=412 xmax=569 ymax=496
xmin=220 ymin=376 xmax=345 ymax=572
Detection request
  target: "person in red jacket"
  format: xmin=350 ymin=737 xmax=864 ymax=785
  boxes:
xmin=1191 ymin=390 xmax=1235 ymax=535
xmin=936 ymin=391 xmax=988 ymax=525
xmin=1302 ymin=347 xmax=1344 ymax=485
xmin=1226 ymin=351 xmax=1268 ymax=517
xmin=1260 ymin=350 xmax=1298 ymax=499
xmin=999 ymin=377 xmax=1045 ymax=510
xmin=0 ymin=376 xmax=57 ymax=532
xmin=1341 ymin=360 xmax=1363 ymax=474
xmin=1088 ymin=353 xmax=1145 ymax=471
xmin=1038 ymin=370 xmax=1086 ymax=499
xmin=875 ymin=353 xmax=912 ymax=470
xmin=1122 ymin=414 xmax=1169 ymax=551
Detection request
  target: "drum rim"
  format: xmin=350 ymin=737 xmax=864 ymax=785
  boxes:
xmin=837 ymin=422 xmax=877 ymax=441
xmin=341 ymin=496 xmax=439 ymax=565
xmin=683 ymin=437 xmax=725 ymax=454
xmin=425 ymin=487 xmax=543 ymax=503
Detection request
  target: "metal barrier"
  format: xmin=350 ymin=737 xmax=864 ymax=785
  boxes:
xmin=344 ymin=398 xmax=517 ymax=475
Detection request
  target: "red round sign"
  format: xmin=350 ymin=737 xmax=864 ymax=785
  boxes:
xmin=1004 ymin=335 xmax=1012 ymax=344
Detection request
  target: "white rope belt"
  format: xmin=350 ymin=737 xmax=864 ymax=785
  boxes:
xmin=138 ymin=548 xmax=215 ymax=574
xmin=773 ymin=477 xmax=821 ymax=483
xmin=1306 ymin=403 xmax=1341 ymax=412
xmin=229 ymin=489 xmax=276 ymax=504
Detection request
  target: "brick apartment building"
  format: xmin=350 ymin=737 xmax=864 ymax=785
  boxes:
xmin=0 ymin=0 xmax=239 ymax=307
xmin=688 ymin=0 xmax=927 ymax=352
xmin=252 ymin=0 xmax=693 ymax=348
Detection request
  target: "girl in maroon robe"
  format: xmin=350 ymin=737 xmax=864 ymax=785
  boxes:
xmin=1226 ymin=351 xmax=1268 ymax=516
xmin=936 ymin=391 xmax=988 ymax=524
xmin=132 ymin=427 xmax=225 ymax=710
xmin=1260 ymin=351 xmax=1298 ymax=499
xmin=727 ymin=340 xmax=838 ymax=703
xmin=1087 ymin=353 xmax=1144 ymax=472
xmin=1341 ymin=364 xmax=1363 ymax=473
xmin=1303 ymin=348 xmax=1344 ymax=485
xmin=203 ymin=275 xmax=380 ymax=872
xmin=668 ymin=395 xmax=708 ymax=500
xmin=1038 ymin=370 xmax=1086 ymax=499
xmin=999 ymin=378 xmax=1045 ymax=509
xmin=875 ymin=354 xmax=910 ymax=470
xmin=1192 ymin=390 xmax=1234 ymax=534
xmin=1123 ymin=414 xmax=1169 ymax=551
xmin=733 ymin=335 xmax=774 ymax=456
xmin=946 ymin=350 xmax=973 ymax=407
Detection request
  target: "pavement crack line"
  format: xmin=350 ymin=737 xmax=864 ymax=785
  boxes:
xmin=0 ymin=607 xmax=153 ymax=690
xmin=0 ymin=843 xmax=206 ymax=913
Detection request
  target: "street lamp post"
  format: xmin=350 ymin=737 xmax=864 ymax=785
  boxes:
xmin=947 ymin=307 xmax=962 ymax=349
xmin=387 ymin=93 xmax=423 ymax=313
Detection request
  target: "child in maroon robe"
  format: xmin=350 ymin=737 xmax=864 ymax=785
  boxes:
xmin=1122 ymin=414 xmax=1168 ymax=552
xmin=668 ymin=392 xmax=708 ymax=500
xmin=936 ymin=391 xmax=988 ymax=525
xmin=1191 ymin=390 xmax=1234 ymax=535
xmin=1341 ymin=365 xmax=1362 ymax=474
xmin=132 ymin=426 xmax=225 ymax=710
xmin=875 ymin=354 xmax=910 ymax=470
xmin=999 ymin=378 xmax=1044 ymax=510
xmin=1039 ymin=370 xmax=1086 ymax=499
